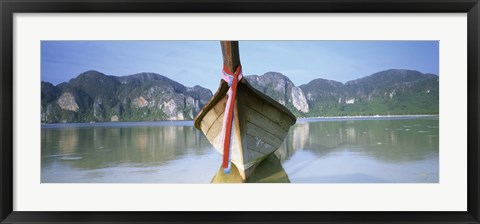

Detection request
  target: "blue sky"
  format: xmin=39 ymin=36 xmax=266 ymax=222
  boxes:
xmin=41 ymin=41 xmax=439 ymax=92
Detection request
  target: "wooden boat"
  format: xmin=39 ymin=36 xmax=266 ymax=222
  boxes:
xmin=194 ymin=41 xmax=296 ymax=180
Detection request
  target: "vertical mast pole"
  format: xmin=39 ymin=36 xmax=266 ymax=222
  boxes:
xmin=220 ymin=41 xmax=241 ymax=72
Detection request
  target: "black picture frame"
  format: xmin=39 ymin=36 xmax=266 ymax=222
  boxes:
xmin=1 ymin=0 xmax=479 ymax=223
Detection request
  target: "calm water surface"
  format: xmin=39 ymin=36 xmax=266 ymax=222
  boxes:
xmin=41 ymin=116 xmax=439 ymax=183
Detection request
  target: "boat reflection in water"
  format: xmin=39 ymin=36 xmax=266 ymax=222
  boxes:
xmin=211 ymin=153 xmax=290 ymax=183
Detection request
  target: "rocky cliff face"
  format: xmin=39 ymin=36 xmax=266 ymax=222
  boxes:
xmin=245 ymin=69 xmax=438 ymax=117
xmin=57 ymin=92 xmax=79 ymax=112
xmin=245 ymin=72 xmax=309 ymax=115
xmin=299 ymin=69 xmax=439 ymax=116
xmin=290 ymin=87 xmax=309 ymax=113
xmin=41 ymin=70 xmax=213 ymax=123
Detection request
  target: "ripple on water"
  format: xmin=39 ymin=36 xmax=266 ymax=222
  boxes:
xmin=61 ymin=156 xmax=83 ymax=161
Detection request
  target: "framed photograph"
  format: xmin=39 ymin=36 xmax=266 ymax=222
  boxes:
xmin=1 ymin=0 xmax=479 ymax=223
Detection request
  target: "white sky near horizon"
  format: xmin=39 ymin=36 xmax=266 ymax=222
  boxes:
xmin=41 ymin=41 xmax=439 ymax=92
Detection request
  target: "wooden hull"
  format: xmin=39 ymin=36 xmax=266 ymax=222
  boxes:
xmin=194 ymin=79 xmax=296 ymax=179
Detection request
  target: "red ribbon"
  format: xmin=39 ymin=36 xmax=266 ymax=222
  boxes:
xmin=220 ymin=64 xmax=242 ymax=173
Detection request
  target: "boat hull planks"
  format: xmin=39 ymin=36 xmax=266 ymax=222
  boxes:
xmin=195 ymin=79 xmax=296 ymax=179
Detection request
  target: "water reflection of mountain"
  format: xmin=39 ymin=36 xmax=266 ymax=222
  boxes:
xmin=41 ymin=125 xmax=213 ymax=169
xmin=277 ymin=118 xmax=439 ymax=163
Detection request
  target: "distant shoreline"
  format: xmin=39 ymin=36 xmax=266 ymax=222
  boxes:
xmin=297 ymin=114 xmax=439 ymax=122
xmin=41 ymin=114 xmax=438 ymax=126
xmin=301 ymin=114 xmax=438 ymax=119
